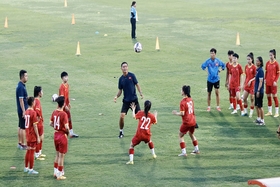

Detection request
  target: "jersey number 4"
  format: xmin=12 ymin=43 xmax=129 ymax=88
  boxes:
xmin=53 ymin=116 xmax=60 ymax=130
xmin=140 ymin=116 xmax=151 ymax=130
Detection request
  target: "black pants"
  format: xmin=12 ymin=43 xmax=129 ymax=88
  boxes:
xmin=130 ymin=18 xmax=136 ymax=38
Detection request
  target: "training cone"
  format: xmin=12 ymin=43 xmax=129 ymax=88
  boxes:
xmin=236 ymin=32 xmax=240 ymax=46
xmin=71 ymin=14 xmax=75 ymax=25
xmin=155 ymin=37 xmax=160 ymax=50
xmin=136 ymin=11 xmax=139 ymax=22
xmin=4 ymin=17 xmax=8 ymax=28
xmin=76 ymin=41 xmax=81 ymax=56
xmin=64 ymin=0 xmax=67 ymax=7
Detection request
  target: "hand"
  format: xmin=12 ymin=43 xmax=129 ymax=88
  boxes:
xmin=172 ymin=110 xmax=177 ymax=115
xmin=22 ymin=111 xmax=25 ymax=118
xmin=37 ymin=137 xmax=41 ymax=144
xmin=114 ymin=96 xmax=117 ymax=103
xmin=225 ymin=83 xmax=228 ymax=88
xmin=130 ymin=102 xmax=136 ymax=110
xmin=273 ymin=81 xmax=277 ymax=87
xmin=140 ymin=93 xmax=144 ymax=99
xmin=247 ymin=81 xmax=251 ymax=87
xmin=153 ymin=110 xmax=157 ymax=116
xmin=64 ymin=106 xmax=70 ymax=111
xmin=256 ymin=92 xmax=260 ymax=98
xmin=68 ymin=104 xmax=71 ymax=110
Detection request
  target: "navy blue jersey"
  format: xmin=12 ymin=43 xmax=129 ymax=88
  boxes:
xmin=254 ymin=67 xmax=264 ymax=93
xmin=118 ymin=72 xmax=138 ymax=102
xmin=16 ymin=81 xmax=28 ymax=113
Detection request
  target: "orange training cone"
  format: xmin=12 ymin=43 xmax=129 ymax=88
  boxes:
xmin=136 ymin=11 xmax=139 ymax=22
xmin=71 ymin=14 xmax=75 ymax=25
xmin=4 ymin=17 xmax=8 ymax=28
xmin=64 ymin=0 xmax=67 ymax=7
xmin=155 ymin=37 xmax=160 ymax=50
xmin=236 ymin=32 xmax=240 ymax=46
xmin=76 ymin=41 xmax=81 ymax=56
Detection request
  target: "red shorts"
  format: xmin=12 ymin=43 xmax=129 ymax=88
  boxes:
xmin=244 ymin=87 xmax=254 ymax=95
xmin=131 ymin=134 xmax=150 ymax=146
xmin=266 ymin=85 xmax=277 ymax=94
xmin=230 ymin=87 xmax=241 ymax=97
xmin=180 ymin=124 xmax=195 ymax=134
xmin=54 ymin=132 xmax=68 ymax=154
xmin=37 ymin=125 xmax=44 ymax=136
xmin=27 ymin=141 xmax=37 ymax=149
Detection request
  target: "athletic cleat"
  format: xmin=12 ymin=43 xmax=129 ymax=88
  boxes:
xmin=274 ymin=113 xmax=279 ymax=118
xmin=191 ymin=150 xmax=200 ymax=155
xmin=256 ymin=122 xmax=265 ymax=126
xmin=20 ymin=145 xmax=27 ymax=150
xmin=126 ymin=161 xmax=134 ymax=165
xmin=249 ymin=114 xmax=253 ymax=118
xmin=241 ymin=112 xmax=247 ymax=116
xmin=57 ymin=176 xmax=66 ymax=180
xmin=35 ymin=157 xmax=45 ymax=161
xmin=178 ymin=153 xmax=187 ymax=157
xmin=254 ymin=119 xmax=261 ymax=124
xmin=118 ymin=132 xmax=124 ymax=138
xmin=228 ymin=105 xmax=233 ymax=110
xmin=24 ymin=168 xmax=29 ymax=173
xmin=265 ymin=112 xmax=272 ymax=116
xmin=39 ymin=154 xmax=46 ymax=158
xmin=70 ymin=133 xmax=79 ymax=138
xmin=17 ymin=144 xmax=22 ymax=149
xmin=28 ymin=169 xmax=39 ymax=174
xmin=236 ymin=105 xmax=240 ymax=111
xmin=152 ymin=154 xmax=157 ymax=159
xmin=231 ymin=110 xmax=237 ymax=114
xmin=216 ymin=107 xmax=221 ymax=112
xmin=206 ymin=108 xmax=211 ymax=112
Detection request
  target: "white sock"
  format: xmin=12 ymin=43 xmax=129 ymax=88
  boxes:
xmin=268 ymin=106 xmax=272 ymax=113
xmin=150 ymin=148 xmax=155 ymax=155
xmin=129 ymin=154 xmax=133 ymax=162
xmin=275 ymin=107 xmax=279 ymax=114
xmin=257 ymin=117 xmax=261 ymax=120
xmin=244 ymin=108 xmax=248 ymax=114
xmin=208 ymin=106 xmax=210 ymax=109
xmin=54 ymin=168 xmax=57 ymax=174
xmin=194 ymin=145 xmax=199 ymax=151
xmin=261 ymin=119 xmax=264 ymax=123
xmin=250 ymin=109 xmax=254 ymax=115
xmin=182 ymin=148 xmax=186 ymax=154
xmin=69 ymin=129 xmax=73 ymax=135
xmin=120 ymin=129 xmax=123 ymax=133
xmin=216 ymin=106 xmax=220 ymax=109
xmin=39 ymin=150 xmax=42 ymax=155
xmin=230 ymin=103 xmax=233 ymax=108
xmin=35 ymin=153 xmax=39 ymax=158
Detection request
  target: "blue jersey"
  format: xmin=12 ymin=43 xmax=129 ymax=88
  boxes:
xmin=201 ymin=58 xmax=225 ymax=83
xmin=130 ymin=6 xmax=136 ymax=19
xmin=254 ymin=67 xmax=264 ymax=93
xmin=118 ymin=72 xmax=138 ymax=102
xmin=16 ymin=81 xmax=28 ymax=114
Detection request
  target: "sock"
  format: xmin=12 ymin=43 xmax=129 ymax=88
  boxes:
xmin=29 ymin=149 xmax=35 ymax=170
xmin=261 ymin=119 xmax=264 ymax=123
xmin=54 ymin=162 xmax=58 ymax=174
xmin=250 ymin=106 xmax=254 ymax=110
xmin=268 ymin=106 xmax=272 ymax=113
xmin=250 ymin=109 xmax=254 ymax=116
xmin=274 ymin=97 xmax=279 ymax=107
xmin=257 ymin=117 xmax=261 ymax=121
xmin=148 ymin=142 xmax=155 ymax=155
xmin=129 ymin=148 xmax=134 ymax=161
xmin=207 ymin=106 xmax=210 ymax=109
xmin=120 ymin=129 xmax=123 ymax=133
xmin=58 ymin=166 xmax=64 ymax=172
xmin=180 ymin=142 xmax=186 ymax=154
xmin=232 ymin=98 xmax=237 ymax=110
xmin=244 ymin=104 xmax=248 ymax=109
xmin=68 ymin=120 xmax=72 ymax=131
xmin=35 ymin=143 xmax=40 ymax=157
xmin=216 ymin=106 xmax=220 ymax=109
xmin=25 ymin=150 xmax=30 ymax=168
xmin=40 ymin=141 xmax=43 ymax=152
xmin=276 ymin=107 xmax=279 ymax=114
xmin=192 ymin=140 xmax=199 ymax=151
xmin=268 ymin=97 xmax=272 ymax=108
xmin=69 ymin=129 xmax=73 ymax=135
xmin=238 ymin=99 xmax=244 ymax=111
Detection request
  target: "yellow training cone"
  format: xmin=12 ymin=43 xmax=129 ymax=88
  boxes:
xmin=71 ymin=14 xmax=75 ymax=25
xmin=64 ymin=0 xmax=67 ymax=7
xmin=155 ymin=37 xmax=160 ymax=50
xmin=4 ymin=17 xmax=8 ymax=28
xmin=76 ymin=41 xmax=81 ymax=56
xmin=136 ymin=11 xmax=139 ymax=22
xmin=236 ymin=32 xmax=240 ymax=46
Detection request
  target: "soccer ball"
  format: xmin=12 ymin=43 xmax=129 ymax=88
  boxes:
xmin=134 ymin=42 xmax=142 ymax=53
xmin=52 ymin=94 xmax=58 ymax=102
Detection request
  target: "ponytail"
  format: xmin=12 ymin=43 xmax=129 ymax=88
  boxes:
xmin=144 ymin=100 xmax=151 ymax=117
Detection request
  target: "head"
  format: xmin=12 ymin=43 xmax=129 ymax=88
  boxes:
xmin=269 ymin=49 xmax=276 ymax=60
xmin=144 ymin=100 xmax=152 ymax=117
xmin=55 ymin=96 xmax=65 ymax=108
xmin=27 ymin=97 xmax=35 ymax=107
xmin=228 ymin=50 xmax=234 ymax=62
xmin=181 ymin=85 xmax=191 ymax=97
xmin=210 ymin=48 xmax=217 ymax=59
xmin=232 ymin=53 xmax=239 ymax=63
xmin=61 ymin=71 xmax=68 ymax=83
xmin=121 ymin=62 xmax=128 ymax=75
xmin=19 ymin=70 xmax=28 ymax=83
xmin=247 ymin=52 xmax=254 ymax=65
xmin=131 ymin=1 xmax=136 ymax=7
xmin=34 ymin=86 xmax=43 ymax=98
xmin=256 ymin=56 xmax=263 ymax=68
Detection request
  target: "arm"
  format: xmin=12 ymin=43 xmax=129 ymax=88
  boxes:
xmin=135 ymin=84 xmax=143 ymax=99
xmin=274 ymin=64 xmax=280 ymax=86
xmin=201 ymin=60 xmax=207 ymax=71
xmin=257 ymin=78 xmax=263 ymax=92
xmin=114 ymin=89 xmax=122 ymax=102
xmin=240 ymin=74 xmax=245 ymax=91
xmin=228 ymin=74 xmax=231 ymax=90
xmin=33 ymin=123 xmax=40 ymax=144
xmin=64 ymin=123 xmax=70 ymax=136
xmin=130 ymin=103 xmax=136 ymax=118
xmin=19 ymin=98 xmax=26 ymax=117
xmin=50 ymin=121 xmax=54 ymax=127
xmin=172 ymin=110 xmax=185 ymax=116
xmin=153 ymin=111 xmax=158 ymax=124
xmin=225 ymin=66 xmax=229 ymax=87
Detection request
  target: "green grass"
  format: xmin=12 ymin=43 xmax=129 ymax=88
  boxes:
xmin=1 ymin=0 xmax=280 ymax=186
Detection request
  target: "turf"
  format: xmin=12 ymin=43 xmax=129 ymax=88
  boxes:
xmin=0 ymin=0 xmax=280 ymax=186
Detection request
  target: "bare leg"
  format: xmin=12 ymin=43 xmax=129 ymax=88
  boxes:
xmin=207 ymin=92 xmax=211 ymax=106
xmin=215 ymin=89 xmax=220 ymax=106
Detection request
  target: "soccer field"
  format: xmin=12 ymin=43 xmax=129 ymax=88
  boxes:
xmin=1 ymin=0 xmax=280 ymax=186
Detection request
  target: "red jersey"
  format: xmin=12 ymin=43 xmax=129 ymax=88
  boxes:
xmin=244 ymin=64 xmax=256 ymax=88
xmin=265 ymin=60 xmax=280 ymax=86
xmin=25 ymin=109 xmax=38 ymax=142
xmin=50 ymin=109 xmax=69 ymax=134
xmin=226 ymin=62 xmax=233 ymax=79
xmin=180 ymin=97 xmax=196 ymax=126
xmin=229 ymin=63 xmax=243 ymax=89
xmin=59 ymin=83 xmax=70 ymax=107
xmin=134 ymin=111 xmax=157 ymax=137
xmin=34 ymin=98 xmax=43 ymax=126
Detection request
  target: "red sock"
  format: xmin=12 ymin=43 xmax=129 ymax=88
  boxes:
xmin=58 ymin=166 xmax=63 ymax=172
xmin=244 ymin=104 xmax=248 ymax=109
xmin=268 ymin=97 xmax=272 ymax=107
xmin=232 ymin=98 xmax=237 ymax=110
xmin=192 ymin=140 xmax=198 ymax=146
xmin=54 ymin=162 xmax=58 ymax=169
xmin=40 ymin=141 xmax=43 ymax=151
xmin=250 ymin=106 xmax=254 ymax=110
xmin=25 ymin=150 xmax=30 ymax=168
xmin=180 ymin=142 xmax=186 ymax=149
xmin=238 ymin=99 xmax=244 ymax=111
xmin=148 ymin=142 xmax=154 ymax=149
xmin=129 ymin=148 xmax=134 ymax=155
xmin=274 ymin=97 xmax=279 ymax=107
xmin=229 ymin=97 xmax=232 ymax=104
xmin=29 ymin=149 xmax=35 ymax=169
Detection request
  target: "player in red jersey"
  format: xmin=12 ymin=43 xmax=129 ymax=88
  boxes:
xmin=24 ymin=97 xmax=40 ymax=174
xmin=172 ymin=85 xmax=199 ymax=157
xmin=242 ymin=53 xmax=256 ymax=117
xmin=225 ymin=50 xmax=235 ymax=109
xmin=33 ymin=86 xmax=46 ymax=160
xmin=228 ymin=53 xmax=245 ymax=115
xmin=59 ymin=71 xmax=78 ymax=137
xmin=126 ymin=100 xmax=157 ymax=164
xmin=50 ymin=96 xmax=69 ymax=180
xmin=264 ymin=49 xmax=280 ymax=117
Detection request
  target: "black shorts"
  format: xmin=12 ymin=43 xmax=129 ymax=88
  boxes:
xmin=254 ymin=92 xmax=264 ymax=108
xmin=18 ymin=113 xmax=25 ymax=129
xmin=121 ymin=99 xmax=140 ymax=114
xmin=207 ymin=80 xmax=220 ymax=93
